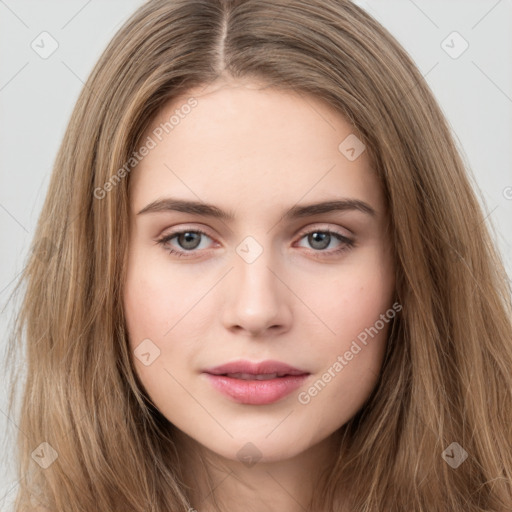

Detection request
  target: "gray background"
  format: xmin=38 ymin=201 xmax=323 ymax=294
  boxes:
xmin=1 ymin=1 xmax=511 ymax=509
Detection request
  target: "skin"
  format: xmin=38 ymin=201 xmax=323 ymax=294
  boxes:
xmin=123 ymin=77 xmax=396 ymax=511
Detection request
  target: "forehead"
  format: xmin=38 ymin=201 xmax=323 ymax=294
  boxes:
xmin=129 ymin=80 xmax=384 ymax=217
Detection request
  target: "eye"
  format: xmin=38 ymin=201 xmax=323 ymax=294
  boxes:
xmin=295 ymin=228 xmax=355 ymax=256
xmin=156 ymin=228 xmax=214 ymax=258
xmin=156 ymin=226 xmax=355 ymax=259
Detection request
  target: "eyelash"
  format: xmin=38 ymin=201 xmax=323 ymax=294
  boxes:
xmin=155 ymin=227 xmax=355 ymax=259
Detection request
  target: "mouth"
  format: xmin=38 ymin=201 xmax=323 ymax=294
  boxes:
xmin=202 ymin=360 xmax=310 ymax=405
xmin=218 ymin=372 xmax=299 ymax=380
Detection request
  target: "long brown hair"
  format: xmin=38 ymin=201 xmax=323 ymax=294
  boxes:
xmin=5 ymin=0 xmax=512 ymax=510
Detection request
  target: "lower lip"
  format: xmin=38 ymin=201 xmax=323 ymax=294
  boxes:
xmin=204 ymin=373 xmax=309 ymax=405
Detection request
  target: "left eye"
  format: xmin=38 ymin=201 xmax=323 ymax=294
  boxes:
xmin=156 ymin=228 xmax=353 ymax=257
xmin=296 ymin=230 xmax=354 ymax=252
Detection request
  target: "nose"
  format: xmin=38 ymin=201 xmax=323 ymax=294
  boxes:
xmin=220 ymin=247 xmax=292 ymax=337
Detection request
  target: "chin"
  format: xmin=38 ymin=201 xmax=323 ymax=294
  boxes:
xmin=199 ymin=431 xmax=317 ymax=465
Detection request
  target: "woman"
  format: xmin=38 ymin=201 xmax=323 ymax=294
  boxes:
xmin=6 ymin=0 xmax=512 ymax=510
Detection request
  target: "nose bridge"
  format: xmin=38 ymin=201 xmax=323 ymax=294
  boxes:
xmin=234 ymin=235 xmax=280 ymax=306
xmin=221 ymin=235 xmax=291 ymax=334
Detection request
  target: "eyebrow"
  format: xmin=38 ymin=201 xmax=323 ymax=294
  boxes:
xmin=137 ymin=197 xmax=376 ymax=220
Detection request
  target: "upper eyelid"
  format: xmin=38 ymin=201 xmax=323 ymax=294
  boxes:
xmin=159 ymin=226 xmax=214 ymax=243
xmin=296 ymin=223 xmax=352 ymax=238
xmin=161 ymin=222 xmax=352 ymax=238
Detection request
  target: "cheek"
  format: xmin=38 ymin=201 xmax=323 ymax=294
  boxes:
xmin=123 ymin=249 xmax=202 ymax=343
xmin=292 ymin=249 xmax=394 ymax=401
xmin=122 ymin=249 xmax=212 ymax=391
xmin=124 ymin=278 xmax=168 ymax=345
xmin=294 ymin=274 xmax=393 ymax=431
xmin=122 ymin=263 xmax=195 ymax=413
xmin=295 ymin=256 xmax=394 ymax=345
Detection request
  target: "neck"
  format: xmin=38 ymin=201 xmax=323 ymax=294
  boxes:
xmin=175 ymin=430 xmax=341 ymax=512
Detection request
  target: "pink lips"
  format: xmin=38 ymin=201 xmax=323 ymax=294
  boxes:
xmin=202 ymin=360 xmax=310 ymax=405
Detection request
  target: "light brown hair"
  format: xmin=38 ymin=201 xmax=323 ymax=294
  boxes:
xmin=5 ymin=0 xmax=512 ymax=510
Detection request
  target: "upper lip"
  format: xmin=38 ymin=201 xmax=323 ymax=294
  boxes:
xmin=203 ymin=359 xmax=309 ymax=377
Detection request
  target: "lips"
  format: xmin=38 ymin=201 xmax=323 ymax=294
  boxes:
xmin=202 ymin=360 xmax=310 ymax=405
xmin=204 ymin=359 xmax=308 ymax=377
xmin=223 ymin=373 xmax=282 ymax=380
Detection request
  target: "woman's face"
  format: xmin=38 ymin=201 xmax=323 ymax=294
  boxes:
xmin=123 ymin=78 xmax=396 ymax=463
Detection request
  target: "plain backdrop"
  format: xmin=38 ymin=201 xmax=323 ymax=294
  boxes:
xmin=1 ymin=1 xmax=511 ymax=510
